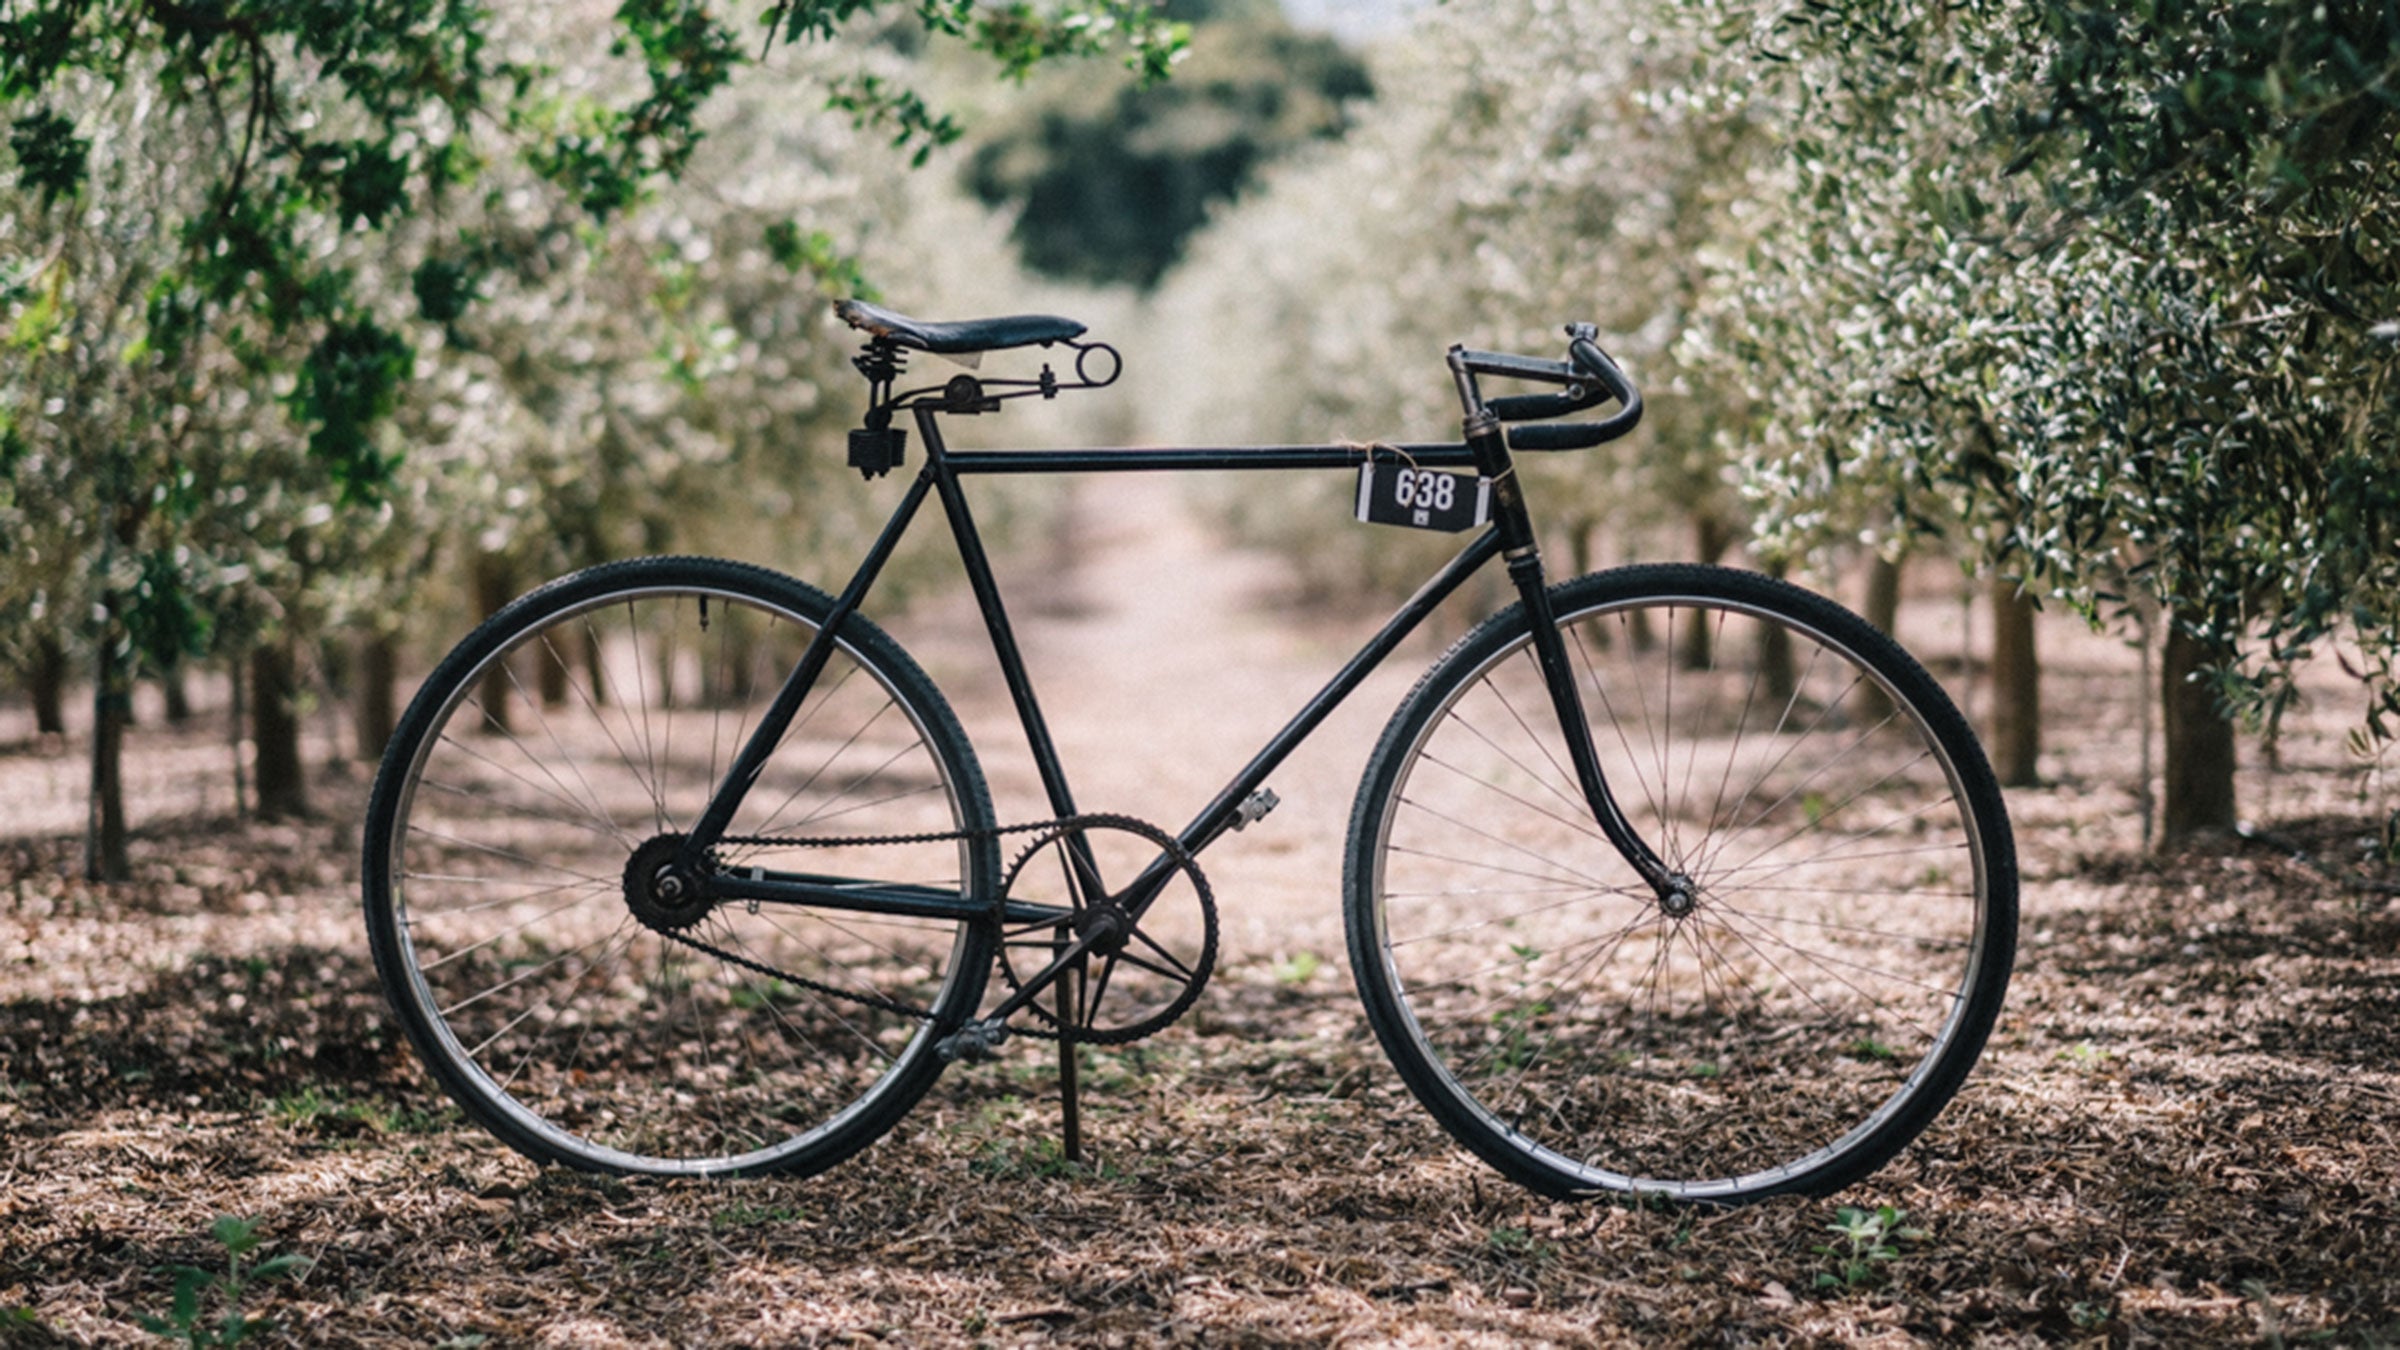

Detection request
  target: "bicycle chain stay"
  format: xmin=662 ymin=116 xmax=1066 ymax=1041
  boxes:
xmin=655 ymin=812 xmax=1188 ymax=1043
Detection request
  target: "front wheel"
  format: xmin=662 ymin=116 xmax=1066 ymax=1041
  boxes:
xmin=1345 ymin=564 xmax=2016 ymax=1204
xmin=363 ymin=556 xmax=1000 ymax=1178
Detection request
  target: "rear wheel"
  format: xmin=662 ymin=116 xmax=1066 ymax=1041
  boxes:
xmin=1345 ymin=564 xmax=2015 ymax=1204
xmin=363 ymin=556 xmax=998 ymax=1177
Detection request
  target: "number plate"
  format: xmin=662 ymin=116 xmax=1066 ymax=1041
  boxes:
xmin=1354 ymin=463 xmax=1490 ymax=533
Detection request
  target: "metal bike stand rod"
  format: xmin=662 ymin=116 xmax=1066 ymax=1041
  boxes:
xmin=1056 ymin=963 xmax=1082 ymax=1164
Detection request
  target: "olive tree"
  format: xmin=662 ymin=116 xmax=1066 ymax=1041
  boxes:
xmin=1148 ymin=0 xmax=1765 ymax=596
xmin=1695 ymin=0 xmax=2400 ymax=841
xmin=2 ymin=0 xmax=1183 ymax=875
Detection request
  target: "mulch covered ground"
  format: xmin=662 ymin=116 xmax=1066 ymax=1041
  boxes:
xmin=4 ymin=766 xmax=2398 ymax=1346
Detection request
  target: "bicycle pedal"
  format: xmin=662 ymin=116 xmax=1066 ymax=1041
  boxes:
xmin=1230 ymin=788 xmax=1280 ymax=831
xmin=936 ymin=1019 xmax=1011 ymax=1064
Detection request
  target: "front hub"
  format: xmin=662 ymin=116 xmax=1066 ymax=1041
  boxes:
xmin=624 ymin=834 xmax=716 ymax=934
xmin=1658 ymin=873 xmax=1701 ymax=920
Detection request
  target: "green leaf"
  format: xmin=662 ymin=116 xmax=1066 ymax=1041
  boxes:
xmin=7 ymin=108 xmax=86 ymax=203
xmin=248 ymin=1253 xmax=315 ymax=1283
xmin=209 ymin=1217 xmax=260 ymax=1256
xmin=335 ymin=140 xmax=411 ymax=229
xmin=170 ymin=1265 xmax=217 ymax=1325
xmin=290 ymin=318 xmax=413 ymax=500
xmin=411 ymin=255 xmax=482 ymax=325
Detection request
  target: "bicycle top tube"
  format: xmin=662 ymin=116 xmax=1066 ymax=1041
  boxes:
xmin=941 ymin=443 xmax=1481 ymax=475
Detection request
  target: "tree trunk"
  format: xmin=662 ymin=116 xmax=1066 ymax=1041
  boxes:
xmin=584 ymin=626 xmax=609 ymax=707
xmin=474 ymin=554 xmax=516 ymax=735
xmin=1851 ymin=555 xmax=1904 ymax=726
xmin=2160 ymin=617 xmax=2237 ymax=844
xmin=1863 ymin=554 xmax=1902 ymax=637
xmin=30 ymin=632 xmax=69 ymax=736
xmin=251 ymin=639 xmax=308 ymax=820
xmin=1625 ymin=540 xmax=1657 ymax=653
xmin=1759 ymin=603 xmax=1796 ymax=703
xmin=1753 ymin=558 xmax=1795 ymax=701
xmin=353 ymin=633 xmax=399 ymax=763
xmin=539 ymin=630 xmax=572 ymax=707
xmin=228 ymin=652 xmax=248 ymax=823
xmin=160 ymin=661 xmax=193 ymax=723
xmin=1680 ymin=514 xmax=1735 ymax=670
xmin=1988 ymin=578 xmax=2041 ymax=788
xmin=1564 ymin=518 xmax=1608 ymax=650
xmin=1567 ymin=515 xmax=1599 ymax=580
xmin=85 ymin=637 xmax=131 ymax=882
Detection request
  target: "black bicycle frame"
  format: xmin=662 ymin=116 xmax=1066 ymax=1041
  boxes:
xmin=675 ymin=390 xmax=1676 ymax=1012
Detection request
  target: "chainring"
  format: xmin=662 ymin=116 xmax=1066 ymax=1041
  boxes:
xmin=994 ymin=814 xmax=1217 ymax=1045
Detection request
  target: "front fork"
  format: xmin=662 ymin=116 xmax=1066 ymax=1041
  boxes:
xmin=1455 ymin=359 xmax=1687 ymax=904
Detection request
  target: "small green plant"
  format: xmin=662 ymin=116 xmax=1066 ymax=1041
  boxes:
xmin=2057 ymin=1040 xmax=2113 ymax=1070
xmin=2068 ymin=1297 xmax=2118 ymax=1332
xmin=711 ymin=1202 xmax=803 ymax=1230
xmin=1844 ymin=1037 xmax=1898 ymax=1063
xmin=134 ymin=1217 xmax=314 ymax=1347
xmin=1484 ymin=1225 xmax=1534 ymax=1255
xmin=1272 ymin=950 xmax=1322 ymax=986
xmin=1490 ymin=1000 xmax=1551 ymax=1071
xmin=1489 ymin=942 xmax=1550 ymax=1071
xmin=970 ymin=1136 xmax=1098 ymax=1182
xmin=727 ymin=978 xmax=797 ymax=1011
xmin=267 ymin=1087 xmax=445 ymax=1138
xmin=1481 ymin=1223 xmax=1560 ymax=1272
xmin=1811 ymin=1205 xmax=1921 ymax=1291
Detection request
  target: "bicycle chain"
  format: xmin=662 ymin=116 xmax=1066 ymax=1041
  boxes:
xmin=654 ymin=813 xmax=1165 ymax=1042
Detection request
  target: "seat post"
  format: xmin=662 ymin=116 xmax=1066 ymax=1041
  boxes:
xmin=848 ymin=338 xmax=908 ymax=478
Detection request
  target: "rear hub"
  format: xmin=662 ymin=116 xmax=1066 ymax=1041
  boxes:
xmin=624 ymin=834 xmax=716 ymax=934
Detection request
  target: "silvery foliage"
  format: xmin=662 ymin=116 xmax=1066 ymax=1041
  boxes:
xmin=1686 ymin=0 xmax=2400 ymax=735
xmin=1147 ymin=0 xmax=1767 ymax=589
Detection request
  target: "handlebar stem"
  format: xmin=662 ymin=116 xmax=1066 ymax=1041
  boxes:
xmin=1446 ymin=344 xmax=1489 ymax=420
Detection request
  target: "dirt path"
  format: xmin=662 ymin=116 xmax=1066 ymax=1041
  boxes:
xmin=4 ymin=484 xmax=2400 ymax=1346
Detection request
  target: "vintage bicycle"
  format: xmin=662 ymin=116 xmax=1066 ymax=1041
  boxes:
xmin=363 ymin=300 xmax=2017 ymax=1205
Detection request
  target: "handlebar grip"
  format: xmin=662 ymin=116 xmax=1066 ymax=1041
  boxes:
xmin=1507 ymin=338 xmax=1643 ymax=451
xmin=1507 ymin=420 xmax=1614 ymax=451
xmin=1487 ymin=386 xmax=1607 ymax=421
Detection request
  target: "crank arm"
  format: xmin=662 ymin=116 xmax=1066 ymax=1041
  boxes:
xmin=978 ymin=920 xmax=1109 ymax=1028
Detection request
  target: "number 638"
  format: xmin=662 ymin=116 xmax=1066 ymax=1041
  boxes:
xmin=1393 ymin=469 xmax=1456 ymax=512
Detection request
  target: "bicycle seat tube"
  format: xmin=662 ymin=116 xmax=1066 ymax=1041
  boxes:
xmin=1449 ymin=347 xmax=1681 ymax=900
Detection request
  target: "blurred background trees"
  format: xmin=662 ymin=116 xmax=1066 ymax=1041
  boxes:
xmin=1152 ymin=0 xmax=2399 ymax=848
xmin=6 ymin=0 xmax=2396 ymax=871
xmin=1692 ymin=0 xmax=2400 ymax=840
xmin=963 ymin=0 xmax=1370 ymax=288
xmin=2 ymin=0 xmax=1178 ymax=876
